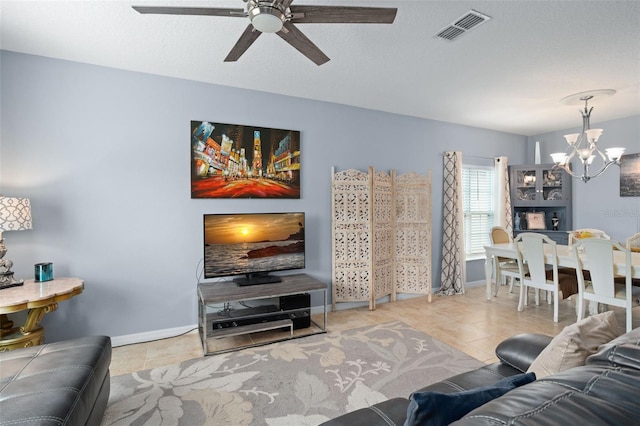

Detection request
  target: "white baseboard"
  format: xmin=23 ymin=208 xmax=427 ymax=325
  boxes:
xmin=111 ymin=325 xmax=198 ymax=347
xmin=465 ymin=279 xmax=486 ymax=288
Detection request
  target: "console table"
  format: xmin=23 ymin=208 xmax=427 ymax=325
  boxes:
xmin=0 ymin=277 xmax=84 ymax=351
xmin=198 ymin=273 xmax=327 ymax=355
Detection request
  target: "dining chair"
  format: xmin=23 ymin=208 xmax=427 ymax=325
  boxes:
xmin=489 ymin=226 xmax=522 ymax=295
xmin=624 ymin=232 xmax=640 ymax=288
xmin=626 ymin=232 xmax=640 ymax=253
xmin=514 ymin=233 xmax=577 ymax=322
xmin=568 ymin=228 xmax=611 ymax=245
xmin=572 ymin=238 xmax=640 ymax=333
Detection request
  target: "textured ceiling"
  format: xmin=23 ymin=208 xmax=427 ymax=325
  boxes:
xmin=1 ymin=0 xmax=639 ymax=136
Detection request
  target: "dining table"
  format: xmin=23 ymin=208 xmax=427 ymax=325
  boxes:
xmin=484 ymin=242 xmax=640 ymax=301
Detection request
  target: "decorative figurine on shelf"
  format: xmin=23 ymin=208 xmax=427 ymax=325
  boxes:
xmin=519 ymin=212 xmax=528 ymax=230
xmin=514 ymin=213 xmax=520 ymax=230
xmin=552 ymin=212 xmax=559 ymax=231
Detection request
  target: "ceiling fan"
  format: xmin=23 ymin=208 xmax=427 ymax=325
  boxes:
xmin=132 ymin=0 xmax=397 ymax=66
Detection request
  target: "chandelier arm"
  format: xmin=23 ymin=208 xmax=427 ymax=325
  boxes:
xmin=590 ymin=144 xmax=607 ymax=162
xmin=554 ymin=159 xmax=620 ymax=183
xmin=585 ymin=160 xmax=620 ymax=181
xmin=553 ymin=163 xmax=576 ymax=177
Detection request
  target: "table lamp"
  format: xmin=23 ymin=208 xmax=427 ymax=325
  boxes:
xmin=0 ymin=196 xmax=32 ymax=288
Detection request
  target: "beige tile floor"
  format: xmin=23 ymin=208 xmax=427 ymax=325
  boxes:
xmin=109 ymin=284 xmax=640 ymax=376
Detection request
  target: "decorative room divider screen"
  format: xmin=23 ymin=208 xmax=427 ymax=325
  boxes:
xmin=331 ymin=167 xmax=432 ymax=311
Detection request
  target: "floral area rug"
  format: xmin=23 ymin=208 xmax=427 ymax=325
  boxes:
xmin=103 ymin=321 xmax=484 ymax=426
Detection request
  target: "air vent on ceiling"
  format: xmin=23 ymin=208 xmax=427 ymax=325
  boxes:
xmin=434 ymin=10 xmax=491 ymax=41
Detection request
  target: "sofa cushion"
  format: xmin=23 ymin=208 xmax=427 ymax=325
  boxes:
xmin=319 ymin=397 xmax=409 ymax=426
xmin=414 ymin=362 xmax=520 ymax=394
xmin=527 ymin=311 xmax=621 ymax=378
xmin=404 ymin=372 xmax=535 ymax=426
xmin=454 ymin=362 xmax=640 ymax=425
xmin=0 ymin=335 xmax=112 ymax=426
xmin=495 ymin=332 xmax=553 ymax=373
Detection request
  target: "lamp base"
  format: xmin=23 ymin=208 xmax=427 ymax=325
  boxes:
xmin=0 ymin=272 xmax=24 ymax=290
xmin=0 ymin=238 xmax=25 ymax=289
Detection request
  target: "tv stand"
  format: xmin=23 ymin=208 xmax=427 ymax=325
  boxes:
xmin=233 ymin=273 xmax=282 ymax=287
xmin=198 ymin=273 xmax=327 ymax=355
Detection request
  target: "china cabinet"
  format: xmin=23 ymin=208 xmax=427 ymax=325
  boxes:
xmin=509 ymin=164 xmax=572 ymax=244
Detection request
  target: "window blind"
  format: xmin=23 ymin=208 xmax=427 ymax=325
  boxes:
xmin=462 ymin=165 xmax=495 ymax=257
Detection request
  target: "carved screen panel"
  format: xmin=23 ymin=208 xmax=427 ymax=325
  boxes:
xmin=372 ymin=169 xmax=394 ymax=304
xmin=394 ymin=171 xmax=432 ymax=301
xmin=332 ymin=167 xmax=432 ymax=311
xmin=331 ymin=168 xmax=372 ymax=309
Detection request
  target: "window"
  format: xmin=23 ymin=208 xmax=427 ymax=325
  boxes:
xmin=462 ymin=165 xmax=495 ymax=258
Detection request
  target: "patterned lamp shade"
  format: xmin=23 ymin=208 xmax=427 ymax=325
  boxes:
xmin=0 ymin=197 xmax=33 ymax=232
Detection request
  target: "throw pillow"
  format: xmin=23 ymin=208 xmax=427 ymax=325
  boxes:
xmin=527 ymin=310 xmax=622 ymax=379
xmin=404 ymin=372 xmax=536 ymax=426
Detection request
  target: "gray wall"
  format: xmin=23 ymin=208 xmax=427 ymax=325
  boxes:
xmin=0 ymin=51 xmax=529 ymax=342
xmin=528 ymin=115 xmax=640 ymax=242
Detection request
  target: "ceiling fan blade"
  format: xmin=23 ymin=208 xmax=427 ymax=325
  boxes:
xmin=132 ymin=6 xmax=245 ymax=17
xmin=289 ymin=6 xmax=397 ymax=24
xmin=277 ymin=22 xmax=330 ymax=66
xmin=225 ymin=25 xmax=262 ymax=62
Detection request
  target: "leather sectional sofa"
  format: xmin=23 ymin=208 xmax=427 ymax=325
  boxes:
xmin=322 ymin=326 xmax=640 ymax=425
xmin=0 ymin=335 xmax=112 ymax=426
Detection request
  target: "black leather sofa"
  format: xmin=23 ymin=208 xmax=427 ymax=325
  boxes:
xmin=0 ymin=335 xmax=112 ymax=426
xmin=322 ymin=328 xmax=640 ymax=425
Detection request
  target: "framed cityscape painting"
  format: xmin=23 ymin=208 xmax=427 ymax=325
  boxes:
xmin=191 ymin=121 xmax=301 ymax=199
xmin=620 ymin=153 xmax=640 ymax=197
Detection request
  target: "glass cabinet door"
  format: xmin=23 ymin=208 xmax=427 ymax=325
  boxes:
xmin=515 ymin=169 xmax=538 ymax=201
xmin=541 ymin=168 xmax=564 ymax=201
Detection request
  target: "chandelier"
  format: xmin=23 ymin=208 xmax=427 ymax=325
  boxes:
xmin=550 ymin=89 xmax=625 ymax=183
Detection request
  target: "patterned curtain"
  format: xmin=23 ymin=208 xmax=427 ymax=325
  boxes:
xmin=438 ymin=151 xmax=465 ymax=295
xmin=494 ymin=157 xmax=512 ymax=233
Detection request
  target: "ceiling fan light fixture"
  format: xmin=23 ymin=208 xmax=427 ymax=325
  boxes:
xmin=133 ymin=1 xmax=398 ymax=64
xmin=250 ymin=6 xmax=285 ymax=33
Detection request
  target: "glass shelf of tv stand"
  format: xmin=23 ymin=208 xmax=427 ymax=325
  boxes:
xmin=197 ymin=273 xmax=327 ymax=355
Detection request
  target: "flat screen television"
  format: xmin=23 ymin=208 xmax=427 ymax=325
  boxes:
xmin=203 ymin=212 xmax=305 ymax=286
